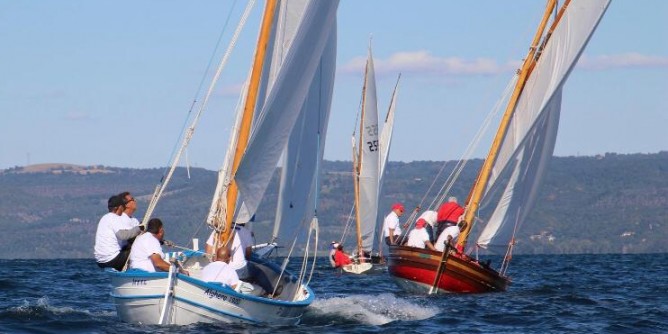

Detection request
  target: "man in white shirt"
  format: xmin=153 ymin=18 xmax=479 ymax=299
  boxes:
xmin=382 ymin=203 xmax=405 ymax=245
xmin=202 ymin=246 xmax=240 ymax=290
xmin=94 ymin=195 xmax=143 ymax=271
xmin=205 ymin=221 xmax=276 ymax=296
xmin=128 ymin=218 xmax=171 ymax=272
xmin=406 ymin=219 xmax=437 ymax=251
xmin=435 ymin=224 xmax=461 ymax=252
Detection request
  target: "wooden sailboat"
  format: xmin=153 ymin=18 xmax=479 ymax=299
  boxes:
xmin=388 ymin=0 xmax=610 ymax=293
xmin=109 ymin=0 xmax=339 ymax=325
xmin=342 ymin=46 xmax=400 ymax=274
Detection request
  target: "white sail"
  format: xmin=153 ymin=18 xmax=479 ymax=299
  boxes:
xmin=357 ymin=48 xmax=380 ymax=252
xmin=378 ymin=77 xmax=399 ymax=184
xmin=235 ymin=1 xmax=339 ymax=219
xmin=273 ymin=27 xmax=337 ymax=243
xmin=477 ymin=0 xmax=610 ymax=250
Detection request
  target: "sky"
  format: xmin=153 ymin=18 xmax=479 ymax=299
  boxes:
xmin=0 ymin=1 xmax=666 ymax=171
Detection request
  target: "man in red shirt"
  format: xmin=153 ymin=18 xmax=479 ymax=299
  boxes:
xmin=436 ymin=196 xmax=464 ymax=240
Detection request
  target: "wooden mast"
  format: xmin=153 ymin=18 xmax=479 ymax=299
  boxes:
xmin=457 ymin=0 xmax=562 ymax=249
xmin=353 ymin=54 xmax=370 ymax=261
xmin=219 ymin=0 xmax=278 ymax=245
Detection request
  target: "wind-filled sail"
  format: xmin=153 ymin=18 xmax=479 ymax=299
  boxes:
xmin=356 ymin=48 xmax=380 ymax=252
xmin=235 ymin=1 xmax=339 ymax=221
xmin=273 ymin=29 xmax=337 ymax=243
xmin=477 ymin=0 xmax=610 ymax=251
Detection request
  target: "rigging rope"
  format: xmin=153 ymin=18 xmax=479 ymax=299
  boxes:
xmin=142 ymin=0 xmax=257 ymax=225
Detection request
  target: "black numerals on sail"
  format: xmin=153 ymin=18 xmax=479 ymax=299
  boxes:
xmin=367 ymin=140 xmax=379 ymax=152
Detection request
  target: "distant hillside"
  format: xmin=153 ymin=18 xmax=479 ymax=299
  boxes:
xmin=1 ymin=152 xmax=667 ymax=259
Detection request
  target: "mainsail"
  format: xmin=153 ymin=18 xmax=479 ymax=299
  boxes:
xmin=235 ymin=1 xmax=339 ymax=223
xmin=354 ymin=47 xmax=380 ymax=253
xmin=475 ymin=0 xmax=611 ymax=251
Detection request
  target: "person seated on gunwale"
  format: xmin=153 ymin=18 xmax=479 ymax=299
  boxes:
xmin=333 ymin=244 xmax=352 ymax=268
xmin=202 ymin=246 xmax=240 ymax=290
xmin=406 ymin=219 xmax=437 ymax=251
xmin=435 ymin=222 xmax=461 ymax=252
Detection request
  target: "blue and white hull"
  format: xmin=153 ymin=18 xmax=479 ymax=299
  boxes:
xmin=109 ymin=254 xmax=314 ymax=325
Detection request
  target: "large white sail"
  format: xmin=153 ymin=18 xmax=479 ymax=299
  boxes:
xmin=477 ymin=0 xmax=611 ymax=251
xmin=356 ymin=48 xmax=380 ymax=252
xmin=273 ymin=27 xmax=337 ymax=243
xmin=235 ymin=1 xmax=339 ymax=219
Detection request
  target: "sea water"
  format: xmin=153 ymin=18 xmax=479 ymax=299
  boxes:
xmin=1 ymin=254 xmax=666 ymax=333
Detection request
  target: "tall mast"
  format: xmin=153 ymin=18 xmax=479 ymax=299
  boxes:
xmin=457 ymin=0 xmax=564 ymax=249
xmin=219 ymin=0 xmax=278 ymax=245
xmin=353 ymin=54 xmax=370 ymax=258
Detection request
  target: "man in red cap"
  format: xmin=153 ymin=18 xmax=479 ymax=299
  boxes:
xmin=382 ymin=203 xmax=405 ymax=245
xmin=406 ymin=218 xmax=437 ymax=251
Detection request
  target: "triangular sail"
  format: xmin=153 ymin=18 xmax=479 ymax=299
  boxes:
xmin=378 ymin=76 xmax=399 ymax=184
xmin=474 ymin=0 xmax=611 ymax=251
xmin=235 ymin=1 xmax=339 ymax=220
xmin=355 ymin=48 xmax=380 ymax=252
xmin=273 ymin=27 xmax=337 ymax=243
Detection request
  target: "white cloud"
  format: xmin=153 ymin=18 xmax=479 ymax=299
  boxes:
xmin=577 ymin=53 xmax=668 ymax=70
xmin=340 ymin=51 xmax=668 ymax=77
xmin=340 ymin=50 xmax=516 ymax=77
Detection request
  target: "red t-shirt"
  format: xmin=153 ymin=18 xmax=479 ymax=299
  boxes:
xmin=437 ymin=202 xmax=464 ymax=223
xmin=334 ymin=250 xmax=352 ymax=267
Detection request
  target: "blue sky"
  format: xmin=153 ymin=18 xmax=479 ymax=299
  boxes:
xmin=1 ymin=1 xmax=666 ymax=170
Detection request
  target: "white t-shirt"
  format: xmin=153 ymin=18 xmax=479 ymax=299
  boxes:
xmin=120 ymin=212 xmax=140 ymax=228
xmin=382 ymin=211 xmax=402 ymax=238
xmin=406 ymin=228 xmax=431 ymax=249
xmin=118 ymin=213 xmax=140 ymax=247
xmin=129 ymin=232 xmax=164 ymax=272
xmin=206 ymin=226 xmax=253 ymax=271
xmin=419 ymin=210 xmax=438 ymax=227
xmin=94 ymin=212 xmax=125 ymax=263
xmin=202 ymin=261 xmax=240 ymax=288
xmin=435 ymin=226 xmax=460 ymax=252
xmin=230 ymin=226 xmax=253 ymax=270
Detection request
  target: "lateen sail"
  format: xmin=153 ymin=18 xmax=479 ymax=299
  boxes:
xmin=273 ymin=21 xmax=337 ymax=244
xmin=356 ymin=47 xmax=380 ymax=252
xmin=234 ymin=1 xmax=339 ymax=219
xmin=477 ymin=0 xmax=611 ymax=251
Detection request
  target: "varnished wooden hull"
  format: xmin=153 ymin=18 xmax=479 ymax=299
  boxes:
xmin=387 ymin=245 xmax=510 ymax=293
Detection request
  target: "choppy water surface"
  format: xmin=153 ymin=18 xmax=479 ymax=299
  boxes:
xmin=1 ymin=254 xmax=667 ymax=333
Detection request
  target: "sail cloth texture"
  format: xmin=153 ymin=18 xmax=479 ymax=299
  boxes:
xmin=235 ymin=1 xmax=339 ymax=221
xmin=273 ymin=28 xmax=337 ymax=244
xmin=477 ymin=0 xmax=611 ymax=251
xmin=357 ymin=49 xmax=380 ymax=252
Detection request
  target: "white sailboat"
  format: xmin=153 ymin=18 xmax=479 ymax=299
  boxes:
xmin=109 ymin=0 xmax=339 ymax=325
xmin=388 ymin=0 xmax=610 ymax=293
xmin=342 ymin=46 xmax=400 ymax=274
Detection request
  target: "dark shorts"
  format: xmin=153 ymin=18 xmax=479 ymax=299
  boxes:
xmin=97 ymin=249 xmax=131 ymax=271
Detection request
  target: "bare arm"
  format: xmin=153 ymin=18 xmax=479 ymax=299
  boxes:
xmin=425 ymin=241 xmax=437 ymax=251
xmin=150 ymin=253 xmax=171 ymax=272
xmin=389 ymin=228 xmax=396 ymax=244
